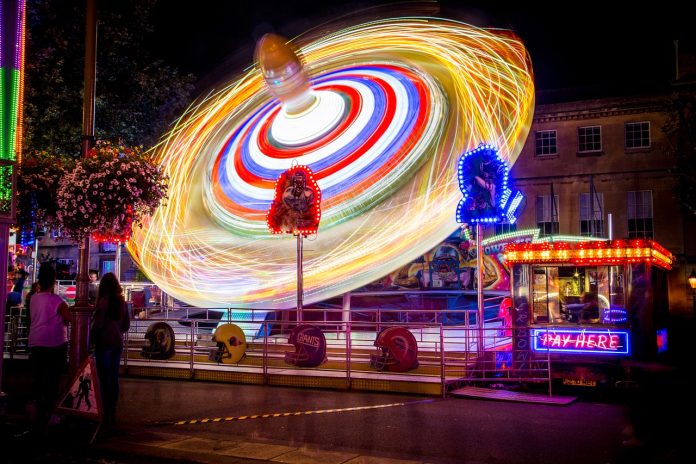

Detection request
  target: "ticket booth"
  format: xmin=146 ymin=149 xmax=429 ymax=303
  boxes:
xmin=504 ymin=239 xmax=674 ymax=387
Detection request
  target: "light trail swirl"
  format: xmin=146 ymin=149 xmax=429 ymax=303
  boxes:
xmin=128 ymin=17 xmax=535 ymax=309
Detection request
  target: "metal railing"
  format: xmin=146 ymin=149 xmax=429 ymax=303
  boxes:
xmin=121 ymin=308 xmax=554 ymax=397
xmin=4 ymin=290 xmax=555 ymax=396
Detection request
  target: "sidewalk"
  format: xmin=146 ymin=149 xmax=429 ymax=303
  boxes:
xmin=3 ymin=316 xmax=694 ymax=464
xmin=1 ymin=358 xmax=425 ymax=464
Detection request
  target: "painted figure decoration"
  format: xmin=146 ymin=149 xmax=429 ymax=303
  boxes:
xmin=267 ymin=165 xmax=321 ymax=236
xmin=456 ymin=144 xmax=524 ymax=225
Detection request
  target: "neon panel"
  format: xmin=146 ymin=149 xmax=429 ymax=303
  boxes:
xmin=531 ymin=328 xmax=630 ymax=355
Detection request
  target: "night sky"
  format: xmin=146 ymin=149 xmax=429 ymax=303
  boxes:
xmin=150 ymin=0 xmax=685 ymax=93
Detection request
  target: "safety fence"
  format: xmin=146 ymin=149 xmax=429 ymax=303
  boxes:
xmin=4 ymin=292 xmax=554 ymax=397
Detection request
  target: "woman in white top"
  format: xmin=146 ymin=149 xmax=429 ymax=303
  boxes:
xmin=27 ymin=262 xmax=71 ymax=430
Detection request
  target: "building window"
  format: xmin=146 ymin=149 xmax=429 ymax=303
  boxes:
xmin=580 ymin=193 xmax=604 ymax=237
xmin=578 ymin=126 xmax=602 ymax=153
xmin=101 ymin=260 xmax=116 ymax=277
xmin=494 ymin=222 xmax=517 ymax=235
xmin=625 ymin=121 xmax=650 ymax=149
xmin=536 ymin=195 xmax=559 ymax=236
xmin=627 ymin=190 xmax=653 ymax=239
xmin=535 ymin=130 xmax=557 ymax=156
xmin=99 ymin=242 xmax=118 ymax=253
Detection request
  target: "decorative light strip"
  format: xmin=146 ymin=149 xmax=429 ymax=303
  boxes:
xmin=535 ymin=235 xmax=604 ymax=243
xmin=504 ymin=239 xmax=675 ymax=270
xmin=481 ymin=228 xmax=539 ymax=245
xmin=14 ymin=0 xmax=25 ymax=162
xmin=0 ymin=0 xmax=25 ymax=163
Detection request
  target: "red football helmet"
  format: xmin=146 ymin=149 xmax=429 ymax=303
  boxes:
xmin=369 ymin=327 xmax=419 ymax=372
xmin=498 ymin=297 xmax=513 ymax=337
xmin=284 ymin=324 xmax=327 ymax=367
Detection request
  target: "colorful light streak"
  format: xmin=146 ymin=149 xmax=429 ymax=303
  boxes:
xmin=129 ymin=17 xmax=535 ymax=309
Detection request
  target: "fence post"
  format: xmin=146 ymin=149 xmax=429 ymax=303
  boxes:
xmin=190 ymin=321 xmax=195 ymax=379
xmin=346 ymin=321 xmax=352 ymax=390
xmin=440 ymin=324 xmax=446 ymax=398
xmin=263 ymin=322 xmax=268 ymax=385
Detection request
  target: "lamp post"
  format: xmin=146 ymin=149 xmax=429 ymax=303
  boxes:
xmin=688 ymin=269 xmax=696 ymax=316
xmin=69 ymin=0 xmax=97 ymax=376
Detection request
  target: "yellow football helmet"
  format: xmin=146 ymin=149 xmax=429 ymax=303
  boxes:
xmin=209 ymin=323 xmax=246 ymax=364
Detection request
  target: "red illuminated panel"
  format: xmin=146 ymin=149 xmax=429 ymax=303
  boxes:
xmin=504 ymin=239 xmax=674 ymax=270
xmin=267 ymin=165 xmax=322 ymax=236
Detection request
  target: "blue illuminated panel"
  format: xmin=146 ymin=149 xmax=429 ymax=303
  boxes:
xmin=455 ymin=144 xmax=524 ymax=225
xmin=531 ymin=328 xmax=630 ymax=355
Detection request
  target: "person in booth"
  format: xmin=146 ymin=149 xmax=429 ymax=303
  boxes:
xmin=88 ymin=270 xmax=99 ymax=304
xmin=580 ymin=291 xmax=600 ymax=323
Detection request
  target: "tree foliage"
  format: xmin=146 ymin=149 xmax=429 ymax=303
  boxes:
xmin=23 ymin=0 xmax=195 ymax=157
xmin=663 ymin=89 xmax=696 ymax=216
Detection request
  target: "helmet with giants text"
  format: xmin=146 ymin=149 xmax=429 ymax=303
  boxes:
xmin=284 ymin=324 xmax=327 ymax=367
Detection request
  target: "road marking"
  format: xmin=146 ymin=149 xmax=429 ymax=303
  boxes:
xmin=168 ymin=399 xmax=436 ymax=426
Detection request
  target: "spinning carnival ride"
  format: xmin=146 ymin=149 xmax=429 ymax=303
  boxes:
xmin=128 ymin=18 xmax=535 ymax=309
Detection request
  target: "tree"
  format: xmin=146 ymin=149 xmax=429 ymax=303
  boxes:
xmin=23 ymin=0 xmax=195 ymax=156
xmin=663 ymin=88 xmax=696 ymax=216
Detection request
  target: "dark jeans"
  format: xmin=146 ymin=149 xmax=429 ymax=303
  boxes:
xmin=95 ymin=346 xmax=123 ymax=424
xmin=29 ymin=343 xmax=68 ymax=426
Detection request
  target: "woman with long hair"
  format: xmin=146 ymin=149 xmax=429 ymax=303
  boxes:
xmin=91 ymin=272 xmax=130 ymax=428
xmin=27 ymin=262 xmax=71 ymax=431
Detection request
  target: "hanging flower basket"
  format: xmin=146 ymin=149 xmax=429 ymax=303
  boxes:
xmin=17 ymin=150 xmax=75 ymax=232
xmin=56 ymin=140 xmax=168 ymax=242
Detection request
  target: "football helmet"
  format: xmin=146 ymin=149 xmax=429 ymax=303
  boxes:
xmin=209 ymin=323 xmax=246 ymax=364
xmin=369 ymin=327 xmax=419 ymax=372
xmin=498 ymin=297 xmax=513 ymax=337
xmin=284 ymin=324 xmax=326 ymax=367
xmin=141 ymin=322 xmax=176 ymax=360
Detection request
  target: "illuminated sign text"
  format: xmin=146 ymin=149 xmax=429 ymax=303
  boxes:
xmin=531 ymin=328 xmax=630 ymax=355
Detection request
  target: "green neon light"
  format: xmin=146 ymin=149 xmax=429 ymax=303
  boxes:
xmin=0 ymin=165 xmax=13 ymax=215
xmin=0 ymin=68 xmax=20 ymax=161
xmin=0 ymin=68 xmax=6 ymax=159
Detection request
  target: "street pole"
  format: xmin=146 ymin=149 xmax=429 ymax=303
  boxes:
xmin=476 ymin=223 xmax=484 ymax=356
xmin=115 ymin=242 xmax=121 ymax=280
xmin=69 ymin=0 xmax=97 ymax=375
xmin=296 ymin=233 xmax=303 ymax=323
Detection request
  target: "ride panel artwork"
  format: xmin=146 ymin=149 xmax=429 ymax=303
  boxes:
xmin=128 ymin=17 xmax=534 ymax=309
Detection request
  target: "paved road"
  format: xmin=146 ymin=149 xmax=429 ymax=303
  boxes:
xmin=3 ymin=370 xmax=691 ymax=464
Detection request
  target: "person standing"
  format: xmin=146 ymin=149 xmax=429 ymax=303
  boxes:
xmin=88 ymin=270 xmax=99 ymax=304
xmin=90 ymin=272 xmax=130 ymax=428
xmin=6 ymin=268 xmax=28 ymax=313
xmin=27 ymin=262 xmax=71 ymax=431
